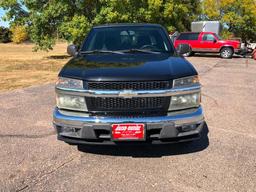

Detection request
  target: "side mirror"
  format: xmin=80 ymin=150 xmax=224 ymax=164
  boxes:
xmin=213 ymin=39 xmax=217 ymax=43
xmin=177 ymin=44 xmax=190 ymax=56
xmin=67 ymin=44 xmax=78 ymax=57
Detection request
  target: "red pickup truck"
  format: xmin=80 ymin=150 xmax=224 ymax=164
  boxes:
xmin=174 ymin=32 xmax=241 ymax=59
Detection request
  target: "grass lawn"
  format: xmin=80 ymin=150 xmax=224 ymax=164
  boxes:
xmin=0 ymin=43 xmax=70 ymax=92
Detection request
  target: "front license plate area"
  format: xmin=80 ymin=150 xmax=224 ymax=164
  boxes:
xmin=112 ymin=123 xmax=145 ymax=141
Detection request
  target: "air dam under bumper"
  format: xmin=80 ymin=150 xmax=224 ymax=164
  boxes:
xmin=53 ymin=106 xmax=205 ymax=145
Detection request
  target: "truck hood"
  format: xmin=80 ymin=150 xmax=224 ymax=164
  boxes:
xmin=219 ymin=40 xmax=240 ymax=45
xmin=59 ymin=53 xmax=197 ymax=81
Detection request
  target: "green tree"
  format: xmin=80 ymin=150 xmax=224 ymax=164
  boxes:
xmin=203 ymin=0 xmax=256 ymax=42
xmin=60 ymin=15 xmax=91 ymax=45
xmin=0 ymin=0 xmax=201 ymax=50
xmin=0 ymin=0 xmax=29 ymax=25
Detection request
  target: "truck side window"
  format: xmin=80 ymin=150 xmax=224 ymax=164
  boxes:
xmin=189 ymin=33 xmax=199 ymax=40
xmin=202 ymin=34 xmax=215 ymax=41
xmin=177 ymin=33 xmax=199 ymax=40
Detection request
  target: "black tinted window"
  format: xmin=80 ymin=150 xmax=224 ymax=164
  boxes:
xmin=177 ymin=33 xmax=199 ymax=40
xmin=82 ymin=26 xmax=173 ymax=53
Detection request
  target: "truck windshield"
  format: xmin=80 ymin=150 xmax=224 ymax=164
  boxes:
xmin=82 ymin=26 xmax=173 ymax=54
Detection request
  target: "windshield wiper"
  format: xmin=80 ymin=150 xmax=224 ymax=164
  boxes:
xmin=119 ymin=48 xmax=161 ymax=54
xmin=80 ymin=50 xmax=124 ymax=55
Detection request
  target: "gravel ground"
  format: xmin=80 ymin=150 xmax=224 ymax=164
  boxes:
xmin=0 ymin=56 xmax=255 ymax=192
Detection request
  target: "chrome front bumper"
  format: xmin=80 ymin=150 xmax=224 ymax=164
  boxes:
xmin=53 ymin=106 xmax=205 ymax=145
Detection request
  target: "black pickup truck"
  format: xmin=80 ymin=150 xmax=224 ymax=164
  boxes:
xmin=53 ymin=23 xmax=205 ymax=145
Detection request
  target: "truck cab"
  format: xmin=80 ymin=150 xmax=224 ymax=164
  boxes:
xmin=174 ymin=32 xmax=241 ymax=58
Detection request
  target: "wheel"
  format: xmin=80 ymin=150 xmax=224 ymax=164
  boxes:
xmin=182 ymin=47 xmax=193 ymax=57
xmin=220 ymin=47 xmax=234 ymax=59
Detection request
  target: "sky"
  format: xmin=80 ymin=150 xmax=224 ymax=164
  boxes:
xmin=0 ymin=8 xmax=9 ymax=27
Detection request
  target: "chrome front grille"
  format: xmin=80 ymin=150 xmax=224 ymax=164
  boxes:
xmin=87 ymin=81 xmax=172 ymax=90
xmin=86 ymin=97 xmax=170 ymax=112
xmin=85 ymin=81 xmax=172 ymax=116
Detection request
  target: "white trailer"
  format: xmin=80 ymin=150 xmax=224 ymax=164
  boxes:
xmin=191 ymin=21 xmax=222 ymax=35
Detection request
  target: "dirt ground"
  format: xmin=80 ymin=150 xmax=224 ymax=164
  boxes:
xmin=0 ymin=43 xmax=69 ymax=92
xmin=0 ymin=55 xmax=255 ymax=191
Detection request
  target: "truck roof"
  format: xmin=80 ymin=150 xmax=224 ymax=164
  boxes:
xmin=93 ymin=23 xmax=163 ymax=29
xmin=179 ymin=32 xmax=215 ymax=34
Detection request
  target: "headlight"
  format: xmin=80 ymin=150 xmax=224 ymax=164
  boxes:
xmin=169 ymin=93 xmax=200 ymax=111
xmin=56 ymin=77 xmax=83 ymax=90
xmin=173 ymin=76 xmax=199 ymax=88
xmin=56 ymin=94 xmax=87 ymax=111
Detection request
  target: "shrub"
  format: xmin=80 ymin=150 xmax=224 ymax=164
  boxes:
xmin=0 ymin=27 xmax=11 ymax=43
xmin=11 ymin=25 xmax=28 ymax=44
xmin=221 ymin=29 xmax=233 ymax=40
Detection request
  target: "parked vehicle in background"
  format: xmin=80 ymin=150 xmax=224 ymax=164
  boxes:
xmin=252 ymin=48 xmax=256 ymax=60
xmin=174 ymin=32 xmax=241 ymax=59
xmin=247 ymin=43 xmax=256 ymax=50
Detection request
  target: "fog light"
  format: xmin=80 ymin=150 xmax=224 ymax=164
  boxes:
xmin=181 ymin=124 xmax=197 ymax=132
xmin=62 ymin=127 xmax=76 ymax=133
xmin=61 ymin=126 xmax=81 ymax=136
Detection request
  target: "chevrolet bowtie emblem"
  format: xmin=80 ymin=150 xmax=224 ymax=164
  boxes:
xmin=119 ymin=90 xmax=138 ymax=98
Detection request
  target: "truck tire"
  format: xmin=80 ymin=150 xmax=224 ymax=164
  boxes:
xmin=183 ymin=47 xmax=194 ymax=57
xmin=220 ymin=47 xmax=233 ymax=59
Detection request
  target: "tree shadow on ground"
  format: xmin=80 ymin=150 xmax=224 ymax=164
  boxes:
xmin=77 ymin=123 xmax=209 ymax=158
xmin=45 ymin=55 xmax=70 ymax=60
